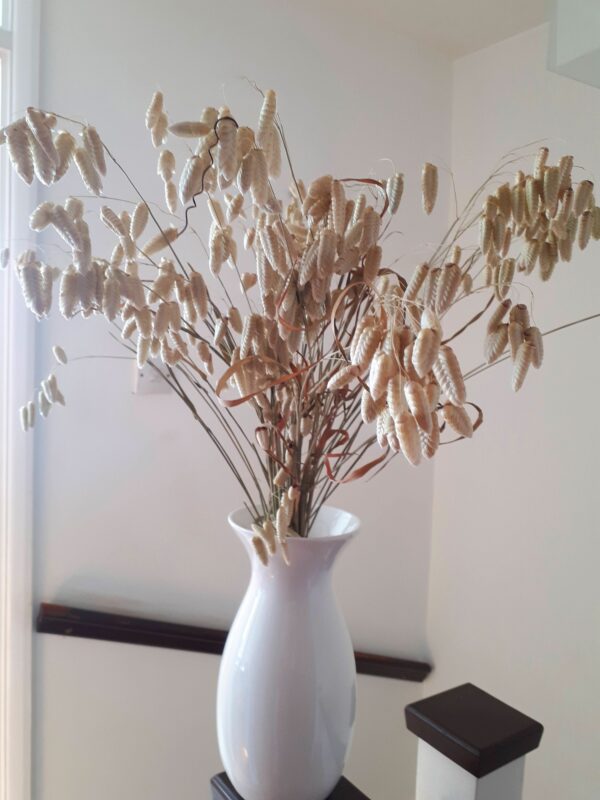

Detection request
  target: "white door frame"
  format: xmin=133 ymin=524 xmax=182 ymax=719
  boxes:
xmin=0 ymin=2 xmax=40 ymax=799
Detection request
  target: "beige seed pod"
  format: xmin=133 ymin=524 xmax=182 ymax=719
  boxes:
xmin=442 ymin=402 xmax=473 ymax=438
xmin=487 ymin=299 xmax=512 ymax=333
xmin=496 ymin=257 xmax=515 ymax=300
xmin=433 ymin=345 xmax=466 ymax=406
xmin=179 ymin=155 xmax=206 ymax=204
xmin=145 ymin=91 xmax=163 ymax=129
xmin=523 ymin=238 xmax=540 ymax=275
xmin=213 ymin=318 xmax=228 ymax=346
xmin=404 ymin=381 xmax=432 ymax=434
xmin=578 ymin=210 xmax=592 ymax=249
xmin=423 ymin=267 xmax=440 ymax=311
xmin=164 ymin=180 xmax=178 ymax=213
xmin=421 ymin=412 xmax=440 ymax=459
xmin=28 ymin=129 xmax=55 ymax=185
xmin=484 ymin=323 xmax=508 ymax=364
xmin=360 ymin=206 xmax=380 ymax=251
xmin=244 ymin=227 xmax=256 ymax=250
xmin=508 ymin=321 xmax=524 ymax=361
xmin=136 ymin=336 xmax=151 ymax=368
xmin=130 ymin=202 xmax=149 ymax=240
xmin=168 ymin=120 xmax=211 ymax=138
xmin=435 ymin=263 xmax=461 ymax=314
xmin=397 ymin=411 xmax=421 ymax=466
xmin=102 ymin=270 xmax=121 ymax=321
xmin=524 ymin=326 xmax=544 ymax=368
xmin=386 ymin=373 xmax=406 ymax=421
xmin=110 ymin=241 xmax=124 ymax=270
xmin=511 ymin=184 xmax=525 ymax=226
xmin=461 ymin=273 xmax=473 ymax=295
xmin=534 ymin=146 xmax=549 ymax=181
xmin=226 ymin=193 xmax=244 ymax=223
xmin=38 ymin=390 xmax=51 ymax=418
xmin=592 ymin=206 xmax=600 ymax=240
xmin=157 ymin=149 xmax=176 ymax=182
xmin=574 ymin=180 xmax=594 ymax=216
xmin=363 ymin=244 xmax=382 ymax=285
xmin=121 ymin=316 xmax=137 ymax=340
xmin=479 ymin=214 xmax=492 ymax=254
xmin=25 ymin=107 xmax=58 ymax=166
xmin=81 ymin=125 xmax=106 ymax=176
xmin=135 ymin=306 xmax=153 ymax=339
xmin=329 ymin=179 xmax=346 ymax=235
xmin=404 ymin=262 xmax=429 ymax=302
xmin=492 ymin=213 xmax=506 ymax=253
xmin=52 ymin=345 xmax=68 ymax=365
xmin=73 ymin=147 xmax=102 ymax=195
xmin=59 ymin=267 xmax=79 ymax=319
xmin=425 ymin=381 xmax=440 ymax=411
xmin=512 ymin=341 xmax=533 ymax=391
xmin=142 ymin=225 xmax=178 ymax=257
xmin=251 ymin=535 xmax=269 ymax=567
xmin=151 ymin=112 xmax=169 ymax=148
xmin=352 ymin=325 xmax=382 ymax=371
xmin=368 ymin=351 xmax=394 ymax=400
xmin=558 ymin=154 xmax=574 ymax=190
xmin=228 ymin=306 xmax=243 ymax=334
xmin=30 ymin=201 xmax=55 ymax=231
xmin=525 ymin=176 xmax=541 ymax=221
xmin=250 ymin=149 xmax=269 ymax=207
xmin=539 ymin=241 xmax=556 ymax=282
xmin=100 ymin=206 xmax=126 ymax=237
xmin=235 ymin=127 xmax=255 ymax=165
xmin=154 ymin=301 xmax=171 ymax=338
xmin=65 ymin=196 xmax=84 ymax=221
xmin=54 ymin=130 xmax=76 ymax=181
xmin=387 ymin=173 xmax=404 ymax=215
xmin=543 ymin=165 xmax=560 ymax=214
xmin=412 ymin=327 xmax=441 ymax=378
xmin=501 ymin=225 xmax=512 ymax=257
xmin=257 ymin=89 xmax=276 ymax=148
xmin=6 ymin=121 xmax=34 ymax=184
xmin=327 ymin=364 xmax=360 ymax=391
xmin=509 ymin=303 xmax=529 ymax=328
xmin=361 ymin=388 xmax=377 ymax=424
xmin=496 ymin=183 xmax=512 ymax=220
xmin=238 ymin=151 xmax=255 ymax=195
xmin=190 ymin=272 xmax=209 ymax=319
xmin=241 ymin=272 xmax=257 ymax=291
xmin=422 ymin=162 xmax=438 ymax=215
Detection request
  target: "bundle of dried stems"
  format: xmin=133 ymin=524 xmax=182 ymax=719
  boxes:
xmin=3 ymin=90 xmax=599 ymax=558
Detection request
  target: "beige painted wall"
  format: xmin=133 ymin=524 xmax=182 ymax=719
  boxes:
xmin=426 ymin=23 xmax=600 ymax=800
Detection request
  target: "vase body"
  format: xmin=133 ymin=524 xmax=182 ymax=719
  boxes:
xmin=216 ymin=506 xmax=359 ymax=800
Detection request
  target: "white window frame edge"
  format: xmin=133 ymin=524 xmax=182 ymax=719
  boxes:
xmin=0 ymin=2 xmax=40 ymax=800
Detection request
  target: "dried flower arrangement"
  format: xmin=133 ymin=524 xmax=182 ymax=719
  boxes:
xmin=3 ymin=90 xmax=599 ymax=556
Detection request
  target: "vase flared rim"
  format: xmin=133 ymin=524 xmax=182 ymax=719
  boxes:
xmin=228 ymin=505 xmax=360 ymax=540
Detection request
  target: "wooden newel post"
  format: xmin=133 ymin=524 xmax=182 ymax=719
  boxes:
xmin=405 ymin=683 xmax=544 ymax=800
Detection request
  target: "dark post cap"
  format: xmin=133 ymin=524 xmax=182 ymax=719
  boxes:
xmin=405 ymin=683 xmax=544 ymax=778
xmin=211 ymin=772 xmax=370 ymax=799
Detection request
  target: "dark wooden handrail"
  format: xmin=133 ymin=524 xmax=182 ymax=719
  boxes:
xmin=36 ymin=603 xmax=432 ymax=682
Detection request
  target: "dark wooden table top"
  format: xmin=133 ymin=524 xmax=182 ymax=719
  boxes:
xmin=211 ymin=772 xmax=370 ymax=799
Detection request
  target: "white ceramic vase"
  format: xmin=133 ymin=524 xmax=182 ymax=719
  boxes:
xmin=216 ymin=505 xmax=359 ymax=800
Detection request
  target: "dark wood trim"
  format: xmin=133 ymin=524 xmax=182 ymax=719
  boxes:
xmin=405 ymin=683 xmax=544 ymax=777
xmin=211 ymin=772 xmax=370 ymax=799
xmin=36 ymin=603 xmax=432 ymax=683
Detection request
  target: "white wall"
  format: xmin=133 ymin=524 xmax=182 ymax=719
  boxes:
xmin=427 ymin=24 xmax=600 ymax=800
xmin=31 ymin=1 xmax=453 ymax=798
